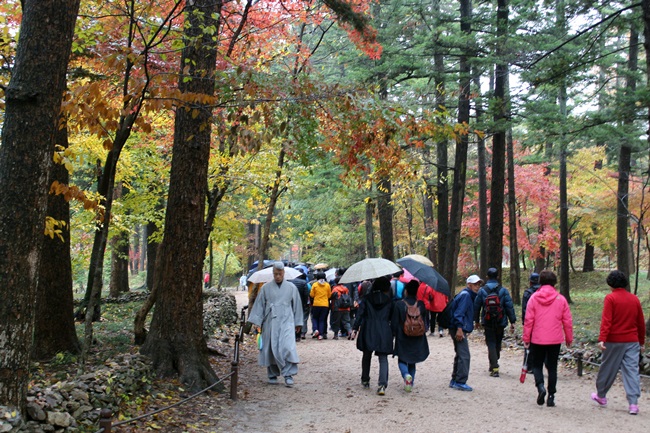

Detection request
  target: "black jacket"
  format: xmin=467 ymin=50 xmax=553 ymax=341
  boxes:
xmin=353 ymin=289 xmax=394 ymax=354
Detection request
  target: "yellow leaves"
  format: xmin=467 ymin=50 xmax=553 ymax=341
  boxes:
xmin=52 ymin=145 xmax=75 ymax=174
xmin=44 ymin=217 xmax=66 ymax=241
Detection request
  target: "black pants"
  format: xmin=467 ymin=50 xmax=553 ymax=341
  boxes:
xmin=484 ymin=325 xmax=505 ymax=370
xmin=530 ymin=343 xmax=561 ymax=395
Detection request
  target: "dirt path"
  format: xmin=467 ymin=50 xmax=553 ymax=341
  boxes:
xmin=217 ymin=289 xmax=648 ymax=432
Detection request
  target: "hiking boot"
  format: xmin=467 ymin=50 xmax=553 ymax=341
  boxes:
xmin=268 ymin=377 xmax=278 ymax=385
xmin=449 ymin=379 xmax=456 ymax=388
xmin=536 ymin=384 xmax=547 ymax=406
xmin=490 ymin=368 xmax=500 ymax=378
xmin=590 ymin=392 xmax=607 ymax=407
xmin=404 ymin=374 xmax=413 ymax=392
xmin=452 ymin=382 xmax=473 ymax=392
xmin=362 ymin=381 xmax=370 ymax=389
xmin=629 ymin=404 xmax=639 ymax=415
xmin=547 ymin=394 xmax=555 ymax=407
xmin=284 ymin=376 xmax=294 ymax=387
xmin=377 ymin=385 xmax=386 ymax=395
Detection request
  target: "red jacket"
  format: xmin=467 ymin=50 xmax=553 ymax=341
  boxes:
xmin=417 ymin=282 xmax=435 ymax=312
xmin=598 ymin=288 xmax=646 ymax=345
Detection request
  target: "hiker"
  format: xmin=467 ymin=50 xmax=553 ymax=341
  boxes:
xmin=391 ymin=280 xmax=429 ymax=392
xmin=309 ymin=271 xmax=331 ymax=340
xmin=522 ymin=270 xmax=573 ymax=407
xmin=288 ymin=272 xmax=310 ymax=341
xmin=239 ymin=274 xmax=247 ymax=291
xmin=449 ymin=274 xmax=482 ymax=392
xmin=429 ymin=289 xmax=449 ymax=337
xmin=521 ymin=272 xmax=541 ymax=371
xmin=350 ymin=276 xmax=394 ymax=396
xmin=591 ymin=270 xmax=646 ymax=415
xmin=247 ymin=262 xmax=303 ymax=387
xmin=473 ymin=267 xmax=516 ymax=377
xmin=391 ymin=270 xmax=405 ymax=300
xmin=330 ymin=278 xmax=353 ymax=339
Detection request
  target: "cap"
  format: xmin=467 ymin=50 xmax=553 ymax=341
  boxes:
xmin=466 ymin=275 xmax=483 ymax=284
xmin=529 ymin=272 xmax=540 ymax=283
xmin=487 ymin=267 xmax=498 ymax=278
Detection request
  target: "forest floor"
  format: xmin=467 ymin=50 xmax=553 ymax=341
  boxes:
xmin=145 ymin=288 xmax=649 ymax=433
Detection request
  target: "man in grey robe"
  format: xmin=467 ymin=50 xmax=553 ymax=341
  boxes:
xmin=247 ymin=261 xmax=303 ymax=387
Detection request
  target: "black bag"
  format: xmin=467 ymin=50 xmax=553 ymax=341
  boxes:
xmin=437 ymin=300 xmax=452 ymax=330
xmin=337 ymin=292 xmax=352 ymax=309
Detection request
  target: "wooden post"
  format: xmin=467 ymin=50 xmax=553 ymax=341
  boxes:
xmin=230 ymin=360 xmax=239 ymax=400
xmin=575 ymin=352 xmax=583 ymax=377
xmin=99 ymin=409 xmax=112 ymax=433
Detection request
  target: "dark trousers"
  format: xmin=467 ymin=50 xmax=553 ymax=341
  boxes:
xmin=361 ymin=351 xmax=389 ymax=387
xmin=451 ymin=330 xmax=471 ymax=384
xmin=530 ymin=343 xmax=561 ymax=394
xmin=312 ymin=306 xmax=329 ymax=337
xmin=484 ymin=325 xmax=505 ymax=370
xmin=330 ymin=310 xmax=351 ymax=335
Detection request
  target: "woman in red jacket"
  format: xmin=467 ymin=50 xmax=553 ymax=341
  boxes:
xmin=523 ymin=270 xmax=573 ymax=407
xmin=591 ymin=270 xmax=646 ymax=415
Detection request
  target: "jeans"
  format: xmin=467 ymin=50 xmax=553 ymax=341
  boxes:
xmin=311 ymin=306 xmax=329 ymax=337
xmin=398 ymin=360 xmax=416 ymax=383
xmin=362 ymin=351 xmax=389 ymax=387
xmin=484 ymin=325 xmax=505 ymax=370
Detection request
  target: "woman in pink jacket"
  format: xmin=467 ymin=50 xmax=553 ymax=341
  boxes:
xmin=523 ymin=270 xmax=573 ymax=408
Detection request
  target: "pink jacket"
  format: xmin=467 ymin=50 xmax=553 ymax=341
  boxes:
xmin=523 ymin=285 xmax=573 ymax=346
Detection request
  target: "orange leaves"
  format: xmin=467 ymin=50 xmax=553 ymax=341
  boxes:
xmin=50 ymin=180 xmax=104 ymax=217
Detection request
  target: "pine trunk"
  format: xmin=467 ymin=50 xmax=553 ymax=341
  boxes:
xmin=377 ymin=176 xmax=395 ymax=261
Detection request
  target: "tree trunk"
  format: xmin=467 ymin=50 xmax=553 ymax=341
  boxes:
xmin=131 ymin=225 xmax=140 ymax=276
xmin=583 ymin=242 xmax=595 ymax=272
xmin=32 ymin=121 xmax=81 ymax=361
xmin=433 ymin=0 xmax=447 ymax=272
xmin=0 ymin=0 xmax=79 ymax=414
xmin=109 ymin=182 xmax=130 ymax=297
xmin=256 ymin=148 xmax=286 ymax=268
xmin=421 ymin=148 xmax=436 ymax=265
xmin=444 ymin=0 xmax=472 ymax=291
xmin=146 ymin=216 xmax=160 ymax=291
xmin=140 ymin=0 xmax=220 ymax=390
xmin=506 ymin=123 xmax=520 ymax=303
xmin=473 ymin=67 xmax=489 ymax=277
xmin=377 ymin=176 xmax=395 ymax=261
xmin=365 ymin=186 xmax=376 ymax=258
xmin=487 ymin=0 xmax=508 ymax=276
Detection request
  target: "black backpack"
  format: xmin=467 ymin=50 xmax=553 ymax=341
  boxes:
xmin=333 ymin=286 xmax=352 ymax=309
xmin=484 ymin=287 xmax=504 ymax=324
xmin=437 ymin=300 xmax=452 ymax=330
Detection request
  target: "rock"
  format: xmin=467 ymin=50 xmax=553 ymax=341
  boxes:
xmin=26 ymin=403 xmax=46 ymax=422
xmin=46 ymin=412 xmax=73 ymax=428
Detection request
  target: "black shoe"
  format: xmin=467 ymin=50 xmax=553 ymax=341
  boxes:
xmin=547 ymin=394 xmax=555 ymax=407
xmin=536 ymin=384 xmax=547 ymax=406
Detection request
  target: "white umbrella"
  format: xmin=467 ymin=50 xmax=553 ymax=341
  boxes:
xmin=338 ymin=258 xmax=401 ymax=284
xmin=248 ymin=266 xmax=301 ymax=284
xmin=325 ymin=268 xmax=337 ymax=281
xmin=401 ymin=254 xmax=434 ymax=267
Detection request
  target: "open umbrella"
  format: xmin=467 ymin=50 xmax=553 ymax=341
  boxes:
xmin=402 ymin=253 xmax=434 ymax=267
xmin=325 ymin=268 xmax=337 ymax=281
xmin=338 ymin=258 xmax=401 ymax=284
xmin=396 ymin=257 xmax=450 ymax=297
xmin=314 ymin=263 xmax=329 ymax=270
xmin=248 ymin=266 xmax=301 ymax=284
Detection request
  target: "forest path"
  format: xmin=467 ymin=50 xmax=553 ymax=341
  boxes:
xmin=213 ymin=289 xmax=648 ymax=433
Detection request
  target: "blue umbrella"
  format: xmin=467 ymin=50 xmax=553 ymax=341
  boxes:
xmin=396 ymin=257 xmax=450 ymax=297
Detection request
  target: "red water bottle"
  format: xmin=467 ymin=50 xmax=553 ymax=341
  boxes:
xmin=520 ymin=349 xmax=528 ymax=383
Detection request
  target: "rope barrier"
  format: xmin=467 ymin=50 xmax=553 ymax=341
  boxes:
xmin=96 ymin=305 xmax=249 ymax=432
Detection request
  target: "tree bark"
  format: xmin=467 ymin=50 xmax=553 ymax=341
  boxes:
xmin=506 ymin=123 xmax=520 ymax=303
xmin=444 ymin=0 xmax=472 ymax=291
xmin=0 ymin=0 xmax=79 ymax=414
xmin=377 ymin=176 xmax=395 ymax=261
xmin=32 ymin=121 xmax=81 ymax=361
xmin=582 ymin=242 xmax=595 ymax=272
xmin=473 ymin=68 xmax=489 ymax=277
xmin=487 ymin=0 xmax=508 ymax=276
xmin=365 ymin=185 xmax=376 ymax=258
xmin=140 ymin=0 xmax=220 ymax=390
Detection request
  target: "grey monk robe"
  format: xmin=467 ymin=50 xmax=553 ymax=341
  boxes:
xmin=247 ymin=279 xmax=303 ymax=378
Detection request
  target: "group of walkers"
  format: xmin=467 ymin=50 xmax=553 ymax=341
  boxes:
xmin=246 ymin=261 xmax=646 ymax=415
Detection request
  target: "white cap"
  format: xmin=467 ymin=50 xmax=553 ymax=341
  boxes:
xmin=466 ymin=274 xmax=482 ymax=284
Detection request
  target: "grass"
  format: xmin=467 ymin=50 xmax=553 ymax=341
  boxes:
xmin=506 ymin=270 xmax=650 ymax=345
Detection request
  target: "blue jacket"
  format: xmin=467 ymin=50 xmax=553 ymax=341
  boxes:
xmin=450 ymin=288 xmax=477 ymax=333
xmin=473 ymin=279 xmax=517 ymax=327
